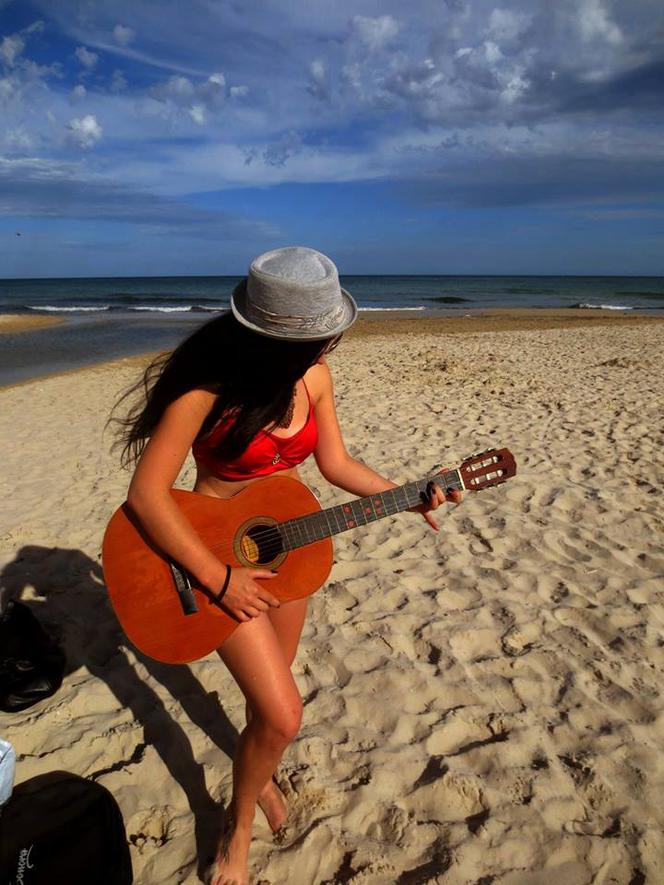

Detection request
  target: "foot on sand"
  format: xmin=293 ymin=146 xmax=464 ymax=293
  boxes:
xmin=257 ymin=779 xmax=288 ymax=833
xmin=208 ymin=815 xmax=251 ymax=885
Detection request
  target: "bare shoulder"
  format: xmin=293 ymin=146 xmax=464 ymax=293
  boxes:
xmin=304 ymin=360 xmax=333 ymax=404
xmin=161 ymin=386 xmax=218 ymax=428
xmin=176 ymin=386 xmax=217 ymax=410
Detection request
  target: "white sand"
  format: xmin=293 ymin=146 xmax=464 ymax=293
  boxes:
xmin=1 ymin=318 xmax=663 ymax=884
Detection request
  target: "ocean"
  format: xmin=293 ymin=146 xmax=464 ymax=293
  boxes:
xmin=1 ymin=274 xmax=663 ymax=386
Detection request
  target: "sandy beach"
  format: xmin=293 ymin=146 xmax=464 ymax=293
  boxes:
xmin=1 ymin=311 xmax=663 ymax=884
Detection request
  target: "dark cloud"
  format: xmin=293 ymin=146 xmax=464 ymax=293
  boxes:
xmin=262 ymin=130 xmax=303 ymax=167
xmin=0 ymin=159 xmax=278 ymax=238
xmin=561 ymin=58 xmax=664 ymax=113
xmin=395 ymin=154 xmax=664 ymax=208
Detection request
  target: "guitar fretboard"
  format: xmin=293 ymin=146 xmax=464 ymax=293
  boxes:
xmin=279 ymin=470 xmax=462 ymax=551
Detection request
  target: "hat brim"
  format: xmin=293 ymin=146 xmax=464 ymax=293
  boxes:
xmin=230 ymin=280 xmax=358 ymax=341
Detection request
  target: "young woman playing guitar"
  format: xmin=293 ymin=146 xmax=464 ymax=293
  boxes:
xmin=113 ymin=247 xmax=462 ymax=885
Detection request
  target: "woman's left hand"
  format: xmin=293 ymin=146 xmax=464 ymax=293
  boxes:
xmin=412 ymin=478 xmax=462 ymax=532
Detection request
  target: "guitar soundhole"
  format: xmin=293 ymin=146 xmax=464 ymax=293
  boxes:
xmin=240 ymin=524 xmax=284 ymax=566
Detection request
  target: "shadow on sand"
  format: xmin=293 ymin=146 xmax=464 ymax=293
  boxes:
xmin=1 ymin=543 xmax=240 ymax=881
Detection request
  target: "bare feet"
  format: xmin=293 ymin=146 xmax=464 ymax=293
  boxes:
xmin=208 ymin=817 xmax=252 ymax=885
xmin=257 ymin=779 xmax=288 ymax=833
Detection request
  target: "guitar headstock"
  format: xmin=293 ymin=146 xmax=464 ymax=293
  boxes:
xmin=459 ymin=448 xmax=517 ymax=490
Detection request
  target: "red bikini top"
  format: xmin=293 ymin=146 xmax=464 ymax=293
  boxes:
xmin=192 ymin=382 xmax=318 ymax=481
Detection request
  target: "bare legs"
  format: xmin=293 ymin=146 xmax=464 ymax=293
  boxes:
xmin=255 ymin=597 xmax=307 ymax=831
xmin=210 ymin=598 xmax=307 ymax=885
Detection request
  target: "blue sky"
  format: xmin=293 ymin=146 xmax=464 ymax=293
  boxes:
xmin=1 ymin=0 xmax=663 ymax=277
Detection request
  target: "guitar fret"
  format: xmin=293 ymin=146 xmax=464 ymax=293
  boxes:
xmin=406 ymin=485 xmax=419 ymax=509
xmin=341 ymin=501 xmax=358 ymax=530
xmin=280 ymin=468 xmax=472 ymax=551
xmin=352 ymin=499 xmax=367 ymax=526
xmin=386 ymin=488 xmax=399 ymax=516
xmin=323 ymin=509 xmax=335 ymax=539
xmin=316 ymin=513 xmax=328 ymax=541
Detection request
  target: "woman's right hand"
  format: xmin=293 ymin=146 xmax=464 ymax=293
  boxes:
xmin=219 ymin=567 xmax=280 ymax=622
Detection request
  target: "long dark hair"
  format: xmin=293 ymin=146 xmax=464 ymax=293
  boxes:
xmin=112 ymin=312 xmax=332 ymax=467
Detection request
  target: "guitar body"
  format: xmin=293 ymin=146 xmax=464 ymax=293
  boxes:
xmin=102 ymin=476 xmax=333 ymax=663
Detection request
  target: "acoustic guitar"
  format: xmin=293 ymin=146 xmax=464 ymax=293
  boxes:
xmin=102 ymin=448 xmax=516 ymax=663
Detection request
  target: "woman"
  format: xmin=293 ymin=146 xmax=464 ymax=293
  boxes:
xmin=115 ymin=247 xmax=461 ymax=885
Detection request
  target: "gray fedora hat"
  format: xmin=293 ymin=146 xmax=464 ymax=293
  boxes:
xmin=230 ymin=246 xmax=358 ymax=340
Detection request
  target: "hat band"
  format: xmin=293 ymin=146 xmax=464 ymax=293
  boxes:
xmin=246 ymin=300 xmax=346 ymax=335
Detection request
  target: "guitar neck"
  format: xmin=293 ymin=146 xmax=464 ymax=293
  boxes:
xmin=279 ymin=468 xmax=463 ymax=551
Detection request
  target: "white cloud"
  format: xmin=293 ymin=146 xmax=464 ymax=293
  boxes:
xmin=307 ymin=59 xmax=329 ymax=100
xmin=230 ymin=85 xmax=249 ymax=99
xmin=113 ymin=24 xmax=136 ymax=46
xmin=66 ymin=114 xmax=102 ymax=149
xmin=152 ymin=75 xmax=195 ymax=103
xmin=75 ymin=46 xmax=99 ymax=69
xmin=3 ymin=127 xmax=33 ymax=151
xmin=1 ymin=35 xmax=25 ymax=68
xmin=350 ymin=15 xmax=400 ymax=52
xmin=24 ymin=20 xmax=45 ymax=36
xmin=190 ymin=104 xmax=205 ymax=124
xmin=386 ymin=58 xmax=444 ymax=100
xmin=500 ymin=69 xmax=529 ymax=104
xmin=484 ymin=41 xmax=502 ymax=64
xmin=150 ymin=71 xmax=234 ymax=122
xmin=0 ymin=77 xmax=15 ymax=103
xmin=198 ymin=72 xmax=226 ymax=110
xmin=487 ymin=8 xmax=530 ymax=44
xmin=70 ymin=84 xmax=86 ymax=103
xmin=578 ymin=0 xmax=622 ymax=45
xmin=111 ymin=70 xmax=128 ymax=92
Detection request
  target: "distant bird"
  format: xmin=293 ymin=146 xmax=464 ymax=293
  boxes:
xmin=15 ymin=232 xmax=21 ymax=236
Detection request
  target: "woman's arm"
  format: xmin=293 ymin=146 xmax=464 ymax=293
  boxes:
xmin=126 ymin=388 xmax=230 ymax=591
xmin=310 ymin=361 xmax=461 ymax=530
xmin=125 ymin=389 xmax=279 ymax=617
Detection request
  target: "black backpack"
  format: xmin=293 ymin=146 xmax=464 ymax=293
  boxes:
xmin=0 ymin=601 xmax=65 ymax=712
xmin=0 ymin=771 xmax=133 ymax=884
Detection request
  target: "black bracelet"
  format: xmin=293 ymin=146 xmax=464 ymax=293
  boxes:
xmin=216 ymin=565 xmax=232 ymax=602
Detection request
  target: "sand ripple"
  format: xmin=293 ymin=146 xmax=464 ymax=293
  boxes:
xmin=1 ymin=321 xmax=663 ymax=883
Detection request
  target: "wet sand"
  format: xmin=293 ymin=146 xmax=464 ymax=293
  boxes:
xmin=0 ymin=314 xmax=63 ymax=334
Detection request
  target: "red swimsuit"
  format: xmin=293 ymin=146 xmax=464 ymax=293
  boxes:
xmin=192 ymin=382 xmax=318 ymax=481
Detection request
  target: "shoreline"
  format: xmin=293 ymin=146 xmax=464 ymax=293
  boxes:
xmin=347 ymin=307 xmax=664 ymax=336
xmin=2 ymin=308 xmax=663 ymax=392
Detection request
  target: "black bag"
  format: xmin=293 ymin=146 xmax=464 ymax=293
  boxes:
xmin=0 ymin=601 xmax=65 ymax=712
xmin=0 ymin=771 xmax=133 ymax=884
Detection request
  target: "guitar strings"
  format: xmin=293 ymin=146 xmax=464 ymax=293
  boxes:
xmin=200 ymin=480 xmax=438 ymax=557
xmin=203 ymin=499 xmax=409 ymax=563
xmin=201 ymin=504 xmax=400 ymax=562
xmin=188 ymin=467 xmax=488 ymax=566
xmin=203 ymin=505 xmax=388 ymax=563
xmin=196 ymin=474 xmax=468 ymax=565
